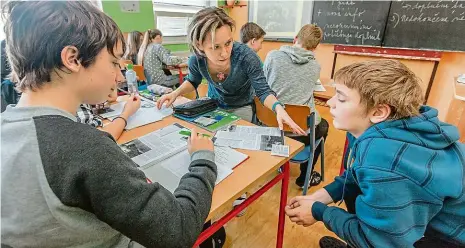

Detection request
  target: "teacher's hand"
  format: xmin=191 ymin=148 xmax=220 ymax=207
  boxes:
xmin=275 ymin=106 xmax=306 ymax=135
xmin=157 ymin=91 xmax=179 ymax=109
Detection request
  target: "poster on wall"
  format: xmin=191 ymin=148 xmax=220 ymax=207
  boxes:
xmin=120 ymin=1 xmax=140 ymax=13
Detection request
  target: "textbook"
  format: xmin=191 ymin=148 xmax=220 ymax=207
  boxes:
xmin=119 ymin=123 xmax=248 ymax=193
xmin=174 ymin=109 xmax=241 ymax=132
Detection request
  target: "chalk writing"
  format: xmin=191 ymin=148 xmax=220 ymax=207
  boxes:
xmin=314 ymin=1 xmax=389 ymax=45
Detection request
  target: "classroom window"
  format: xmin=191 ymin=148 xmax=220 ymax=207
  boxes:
xmin=153 ymin=0 xmax=214 ymax=44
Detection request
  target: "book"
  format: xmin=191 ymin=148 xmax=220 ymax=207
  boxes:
xmin=119 ymin=123 xmax=248 ymax=193
xmin=174 ymin=109 xmax=241 ymax=132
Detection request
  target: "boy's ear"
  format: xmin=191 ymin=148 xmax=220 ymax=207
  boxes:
xmin=293 ymin=37 xmax=298 ymax=44
xmin=61 ymin=46 xmax=81 ymax=73
xmin=369 ymin=104 xmax=391 ymax=124
xmin=251 ymin=38 xmax=256 ymax=44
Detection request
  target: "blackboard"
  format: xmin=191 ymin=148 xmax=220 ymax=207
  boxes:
xmin=383 ymin=1 xmax=465 ymax=51
xmin=248 ymin=0 xmax=314 ymax=41
xmin=312 ymin=1 xmax=391 ymax=46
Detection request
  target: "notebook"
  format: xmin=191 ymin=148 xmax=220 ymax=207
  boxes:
xmin=119 ymin=123 xmax=249 ymax=193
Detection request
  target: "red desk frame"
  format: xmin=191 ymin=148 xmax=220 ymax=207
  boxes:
xmin=193 ymin=161 xmax=291 ymax=248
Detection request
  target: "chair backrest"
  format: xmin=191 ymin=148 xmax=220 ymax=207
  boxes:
xmin=253 ymin=97 xmax=310 ymax=133
xmin=119 ymin=59 xmax=133 ymax=69
xmin=132 ymin=65 xmax=146 ymax=82
xmin=183 ymin=83 xmax=208 ymax=100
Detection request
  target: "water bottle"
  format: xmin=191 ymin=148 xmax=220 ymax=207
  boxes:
xmin=125 ymin=64 xmax=138 ymax=94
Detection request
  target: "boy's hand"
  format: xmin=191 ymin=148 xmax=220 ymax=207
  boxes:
xmin=285 ymin=196 xmax=318 ymax=227
xmin=121 ymin=94 xmax=141 ymax=118
xmin=187 ymin=128 xmax=214 ymax=155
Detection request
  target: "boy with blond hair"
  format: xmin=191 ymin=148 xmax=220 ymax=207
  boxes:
xmin=285 ymin=59 xmax=465 ymax=248
xmin=264 ymin=24 xmax=328 ymax=188
xmin=240 ymin=22 xmax=266 ymax=53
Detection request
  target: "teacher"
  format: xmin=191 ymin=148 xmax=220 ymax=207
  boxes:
xmin=157 ymin=7 xmax=305 ymax=135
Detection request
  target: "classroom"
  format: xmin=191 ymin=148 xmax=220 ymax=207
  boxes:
xmin=1 ymin=1 xmax=464 ymax=248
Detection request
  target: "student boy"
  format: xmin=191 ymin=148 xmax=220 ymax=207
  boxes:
xmin=285 ymin=60 xmax=465 ymax=248
xmin=240 ymin=22 xmax=266 ymax=53
xmin=1 ymin=1 xmax=217 ymax=247
xmin=264 ymin=24 xmax=328 ymax=188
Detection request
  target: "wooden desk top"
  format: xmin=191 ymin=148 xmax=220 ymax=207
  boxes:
xmin=314 ymin=78 xmax=335 ymax=100
xmin=117 ymin=111 xmax=304 ymax=220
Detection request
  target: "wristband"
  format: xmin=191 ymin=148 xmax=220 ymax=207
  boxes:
xmin=113 ymin=116 xmax=127 ymax=127
xmin=272 ymin=101 xmax=285 ymax=113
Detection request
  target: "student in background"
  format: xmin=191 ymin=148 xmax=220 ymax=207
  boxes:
xmin=1 ymin=40 xmax=21 ymax=112
xmin=285 ymin=60 xmax=465 ymax=248
xmin=264 ymin=24 xmax=328 ymax=188
xmin=1 ymin=1 xmax=218 ymax=247
xmin=137 ymin=29 xmax=183 ymax=87
xmin=122 ymin=30 xmax=143 ymax=65
xmin=240 ymin=22 xmax=266 ymax=53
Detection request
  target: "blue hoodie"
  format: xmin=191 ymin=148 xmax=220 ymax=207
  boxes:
xmin=312 ymin=106 xmax=465 ymax=247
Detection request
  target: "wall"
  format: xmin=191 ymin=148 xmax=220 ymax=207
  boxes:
xmin=229 ymin=1 xmax=465 ymax=122
xmin=102 ymin=1 xmax=155 ymax=32
xmin=103 ymin=0 xmax=189 ymax=52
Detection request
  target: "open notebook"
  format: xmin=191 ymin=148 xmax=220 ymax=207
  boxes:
xmin=102 ymin=98 xmax=173 ymax=130
xmin=119 ymin=123 xmax=248 ymax=193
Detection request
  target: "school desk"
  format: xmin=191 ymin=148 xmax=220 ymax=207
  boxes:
xmin=164 ymin=63 xmax=188 ymax=85
xmin=115 ymin=98 xmax=304 ymax=248
xmin=314 ymin=78 xmax=336 ymax=101
xmin=446 ymin=77 xmax=465 ymax=143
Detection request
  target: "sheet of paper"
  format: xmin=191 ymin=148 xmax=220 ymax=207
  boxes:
xmin=214 ymin=146 xmax=248 ymax=169
xmin=458 ymin=74 xmax=465 ymax=84
xmin=111 ymin=99 xmax=173 ymax=130
xmin=160 ymin=149 xmax=234 ymax=185
xmin=271 ymin=144 xmax=290 ymax=157
xmin=214 ymin=125 xmax=284 ymax=151
xmin=101 ymin=101 xmax=125 ymax=118
xmin=314 ymin=79 xmax=327 ymax=92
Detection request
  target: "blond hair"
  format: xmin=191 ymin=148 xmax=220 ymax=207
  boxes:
xmin=296 ymin=24 xmax=322 ymax=50
xmin=187 ymin=7 xmax=235 ymax=57
xmin=334 ymin=59 xmax=424 ymax=120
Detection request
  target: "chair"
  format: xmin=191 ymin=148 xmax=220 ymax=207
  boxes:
xmin=132 ymin=65 xmax=146 ymax=82
xmin=119 ymin=59 xmax=133 ymax=69
xmin=253 ymin=97 xmax=325 ymax=195
xmin=183 ymin=83 xmax=208 ymax=100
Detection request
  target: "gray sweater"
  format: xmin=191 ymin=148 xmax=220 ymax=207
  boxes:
xmin=1 ymin=105 xmax=217 ymax=247
xmin=263 ymin=45 xmax=321 ymax=125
